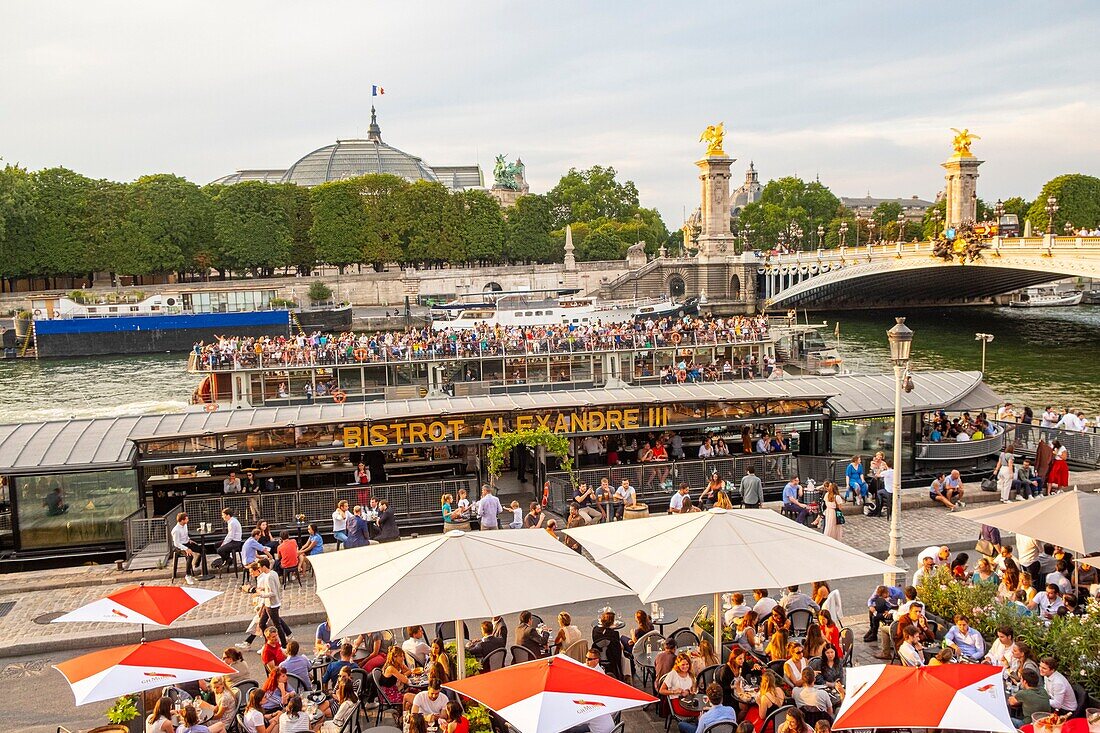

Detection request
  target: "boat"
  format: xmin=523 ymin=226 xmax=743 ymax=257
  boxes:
xmin=431 ymin=293 xmax=695 ymax=331
xmin=428 ymin=287 xmax=581 ymax=321
xmin=771 ymin=321 xmax=844 ymax=375
xmin=24 ymin=288 xmax=352 ymax=357
xmin=1008 ymin=287 xmax=1083 ymax=308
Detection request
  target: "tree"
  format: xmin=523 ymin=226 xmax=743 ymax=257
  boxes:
xmin=359 ymin=174 xmax=408 ymax=270
xmin=576 ymin=222 xmax=627 ymax=261
xmin=398 ymin=180 xmax=451 ymax=266
xmin=28 ymin=167 xmax=98 ymax=279
xmin=121 ymin=174 xmax=210 ymax=276
xmin=739 ymin=177 xmax=840 ymax=250
xmin=505 ymin=194 xmax=557 ymax=263
xmin=921 ymin=199 xmax=947 ymax=239
xmin=1026 ymin=174 xmax=1100 ymax=233
xmin=457 ymin=190 xmax=506 ymax=265
xmin=279 ymin=183 xmax=314 ymax=275
xmin=1001 ymin=196 xmax=1030 ymax=222
xmin=0 ymin=165 xmax=38 ymax=289
xmin=208 ymin=181 xmax=292 ymax=276
xmin=546 ymin=166 xmax=639 ymax=229
xmin=309 ymin=179 xmax=369 ymax=272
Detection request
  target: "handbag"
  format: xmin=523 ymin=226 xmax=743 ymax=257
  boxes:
xmin=975 ymin=538 xmax=996 ymax=557
xmin=835 ymin=508 xmax=846 ymax=525
xmin=980 ymin=473 xmax=998 ymax=492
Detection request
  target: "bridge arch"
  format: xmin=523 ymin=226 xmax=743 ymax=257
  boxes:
xmin=667 ymin=274 xmax=686 ymax=298
xmin=729 ymin=274 xmax=741 ymax=298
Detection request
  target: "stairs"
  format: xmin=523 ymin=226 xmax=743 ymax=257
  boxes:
xmin=18 ymin=321 xmax=37 ymax=359
xmin=289 ymin=310 xmax=306 ymax=337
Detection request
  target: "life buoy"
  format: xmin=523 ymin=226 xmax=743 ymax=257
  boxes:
xmin=332 ymin=389 xmax=347 ymax=404
xmin=353 ymin=348 xmax=369 ymax=362
xmin=33 ymin=309 xmax=42 ymax=316
xmin=670 ymin=332 xmax=682 ymax=345
xmin=204 ymin=402 xmax=219 ymax=412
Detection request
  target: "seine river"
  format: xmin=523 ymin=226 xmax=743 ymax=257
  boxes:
xmin=1 ymin=305 xmax=1099 ymax=423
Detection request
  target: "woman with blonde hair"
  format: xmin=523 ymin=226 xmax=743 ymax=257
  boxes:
xmin=554 ymin=611 xmax=583 ymax=652
xmin=744 ymin=670 xmax=786 ymax=731
xmin=764 ymin=628 xmax=790 ymax=662
xmin=690 ymin=636 xmax=720 ymax=675
xmin=658 ymin=653 xmax=699 ymax=720
xmin=207 ymin=675 xmax=239 ymax=733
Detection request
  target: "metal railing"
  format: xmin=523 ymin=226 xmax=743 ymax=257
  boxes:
xmin=915 ymin=423 xmax=1006 ymax=461
xmin=188 ymin=329 xmax=772 ymax=373
xmin=178 ymin=477 xmax=478 ymax=531
xmin=993 ymin=420 xmax=1100 ymax=469
xmin=123 ymin=502 xmax=181 ymax=568
xmin=796 ymin=455 xmax=848 ymax=486
xmin=545 ymin=453 xmax=797 ymax=513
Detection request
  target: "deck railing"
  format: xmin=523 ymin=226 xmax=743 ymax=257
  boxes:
xmin=993 ymin=420 xmax=1100 ymax=469
xmin=123 ymin=502 xmax=180 ymax=569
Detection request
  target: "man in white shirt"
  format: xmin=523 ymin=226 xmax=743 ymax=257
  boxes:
xmin=581 ymin=649 xmax=616 ymax=733
xmin=581 ymin=435 xmax=603 ymax=466
xmin=913 ymin=555 xmax=937 ymax=587
xmin=724 ymin=592 xmax=751 ymax=626
xmin=1040 ymin=657 xmax=1078 ymax=713
xmin=751 ymin=589 xmax=778 ymax=618
xmin=669 ymin=484 xmax=690 ymax=513
xmin=411 ymin=680 xmax=450 ymax=722
xmin=1040 ymin=406 xmax=1058 ymax=428
xmin=897 ymin=627 xmax=924 ymax=667
xmin=1031 ymin=584 xmax=1066 ymax=619
xmin=1046 ymin=560 xmax=1073 ymax=594
xmin=402 ymin=625 xmax=432 ymax=665
xmin=1017 ymin=534 xmax=1041 ymax=576
xmin=222 ymin=471 xmax=242 ymax=494
xmin=254 ymin=557 xmax=287 ymax=645
xmin=214 ymin=508 xmax=243 ymax=568
xmin=476 ymin=485 xmax=503 ymax=529
xmin=170 ymin=512 xmax=203 ymax=585
xmin=613 ymin=479 xmax=635 ymax=520
xmin=698 ymin=438 xmax=715 ymax=458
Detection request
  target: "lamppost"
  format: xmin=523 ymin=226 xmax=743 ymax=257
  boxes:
xmin=885 ymin=317 xmax=913 ymax=587
xmin=817 ymin=224 xmax=825 ymax=248
xmin=994 ymin=199 xmax=1004 ymax=223
xmin=975 ymin=332 xmax=994 ymax=373
xmin=1064 ymin=222 xmax=1074 ymax=236
xmin=839 ymin=221 xmax=849 ymax=248
xmin=897 ymin=212 xmax=907 ymax=243
xmin=792 ymin=224 xmax=804 ymax=251
xmin=1045 ymin=195 xmax=1059 ymax=235
xmin=742 ymin=225 xmax=754 ymax=250
xmin=932 ymin=208 xmax=943 ymax=236
xmin=867 ymin=220 xmax=876 ymax=245
xmin=854 ymin=216 xmax=862 ymax=247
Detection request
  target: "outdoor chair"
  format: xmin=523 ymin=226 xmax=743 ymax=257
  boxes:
xmin=369 ymin=668 xmax=403 ymax=726
xmin=404 ymin=648 xmax=426 ymax=668
xmin=767 ymin=659 xmax=788 ymax=682
xmin=287 ymin=672 xmax=312 ymax=694
xmin=609 ymin=722 xmax=625 ymax=733
xmin=788 ymin=609 xmax=814 ymax=639
xmin=664 ymin=693 xmax=697 ymax=733
xmin=436 ymin=621 xmax=471 ymax=644
xmin=483 ymin=647 xmax=507 ymax=671
xmin=1070 ymin=682 xmax=1089 ymax=718
xmin=509 ymin=644 xmax=537 ymax=665
xmin=808 ymin=656 xmax=822 ymax=672
xmin=281 ymin=565 xmax=303 ymax=588
xmin=839 ymin=628 xmax=854 ymax=667
xmin=700 ymin=723 xmax=737 ymax=733
xmin=634 ymin=630 xmax=666 ymax=690
xmin=348 ymin=667 xmax=370 ymax=704
xmin=760 ymin=704 xmax=796 ymax=733
xmin=235 ymin=680 xmax=259 ymax=706
xmin=668 ymin=627 xmax=699 ymax=649
xmin=530 ymin=613 xmax=545 ymax=627
xmin=800 ymin=708 xmax=834 ymax=728
xmin=697 ymin=664 xmax=720 ymax=691
xmin=561 ymin=638 xmax=589 ymax=663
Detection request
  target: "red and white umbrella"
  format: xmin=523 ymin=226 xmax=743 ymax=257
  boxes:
xmin=833 ymin=663 xmax=1015 ymax=733
xmin=54 ymin=638 xmax=237 ymax=705
xmin=52 ymin=584 xmax=221 ymax=627
xmin=444 ymin=654 xmax=656 ymax=733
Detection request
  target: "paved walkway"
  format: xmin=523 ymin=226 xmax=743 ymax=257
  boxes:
xmin=0 ymin=497 xmax=1003 ymax=658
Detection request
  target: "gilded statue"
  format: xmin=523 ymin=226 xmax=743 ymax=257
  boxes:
xmin=700 ymin=123 xmax=726 ymax=156
xmin=950 ymin=128 xmax=980 ymax=158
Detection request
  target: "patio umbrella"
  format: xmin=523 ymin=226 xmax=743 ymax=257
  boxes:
xmin=52 ymin=584 xmax=221 ymax=628
xmin=956 ymin=489 xmax=1100 ymax=555
xmin=444 ymin=653 xmax=656 ymax=733
xmin=563 ymin=507 xmax=896 ymax=654
xmin=309 ymin=529 xmax=635 ymax=677
xmin=832 ymin=663 xmax=1015 ymax=733
xmin=54 ymin=638 xmax=237 ymax=705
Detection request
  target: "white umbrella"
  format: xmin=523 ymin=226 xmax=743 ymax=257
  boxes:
xmin=309 ymin=529 xmax=635 ymax=677
xmin=563 ymin=508 xmax=897 ymax=653
xmin=956 ymin=489 xmax=1100 ymax=555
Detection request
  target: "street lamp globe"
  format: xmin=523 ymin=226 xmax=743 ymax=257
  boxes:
xmin=887 ymin=317 xmax=913 ymax=364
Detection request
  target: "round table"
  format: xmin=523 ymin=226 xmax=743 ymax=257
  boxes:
xmin=653 ymin=613 xmax=679 ymax=634
xmin=675 ymin=694 xmax=709 ymax=713
xmin=592 ymin=618 xmax=626 ymax=630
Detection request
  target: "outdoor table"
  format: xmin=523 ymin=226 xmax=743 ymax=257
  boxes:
xmin=191 ymin=529 xmax=215 ymax=581
xmin=676 ymin=693 xmax=709 ymax=713
xmin=635 ymin=653 xmax=654 ymax=669
xmin=407 ymin=672 xmax=430 ymax=690
xmin=1022 ymin=720 xmax=1089 ymax=733
xmin=172 ymin=699 xmax=215 ymax=725
xmin=653 ymin=613 xmax=678 ymax=634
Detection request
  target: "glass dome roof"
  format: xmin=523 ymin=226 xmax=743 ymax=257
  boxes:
xmin=279 ymin=107 xmax=438 ymax=187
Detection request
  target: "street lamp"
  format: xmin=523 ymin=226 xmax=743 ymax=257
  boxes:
xmin=932 ymin=208 xmax=943 ymax=237
xmin=817 ymin=224 xmax=825 ymax=248
xmin=885 ymin=317 xmax=913 ymax=587
xmin=897 ymin=212 xmax=907 ymax=243
xmin=975 ymin=332 xmax=994 ymax=373
xmin=867 ymin=220 xmax=876 ymax=245
xmin=1045 ymin=195 xmax=1059 ymax=235
xmin=839 ymin=221 xmax=849 ymax=248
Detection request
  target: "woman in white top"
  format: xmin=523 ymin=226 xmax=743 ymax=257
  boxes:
xmin=240 ymin=688 xmax=269 ymax=733
xmin=554 ymin=611 xmax=583 ymax=652
xmin=782 ymin=642 xmax=809 ymax=688
xmin=659 ymin=654 xmax=699 ymax=720
xmin=145 ymin=697 xmax=175 ymax=733
xmin=278 ymin=693 xmax=311 ymax=733
xmin=331 ymin=501 xmax=349 ymax=545
xmin=321 ymin=678 xmax=359 ymax=733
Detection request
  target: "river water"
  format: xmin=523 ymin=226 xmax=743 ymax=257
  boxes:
xmin=1 ymin=305 xmax=1099 ymax=423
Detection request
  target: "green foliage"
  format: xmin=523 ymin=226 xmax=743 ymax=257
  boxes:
xmin=309 ymin=179 xmax=371 ymax=270
xmin=458 ymin=190 xmax=507 ymax=264
xmin=466 ymin=704 xmax=493 ymax=733
xmin=506 ymin=194 xmax=557 ymax=263
xmin=269 ymin=297 xmax=297 ymax=308
xmin=307 ymin=281 xmax=333 ymax=302
xmin=1026 ymin=174 xmax=1100 ymax=232
xmin=739 ymin=177 xmax=840 ymax=250
xmin=1001 ymin=196 xmax=1031 ymax=222
xmin=445 ymin=642 xmax=483 ymax=678
xmin=359 ymin=174 xmax=409 ymax=268
xmin=921 ymin=199 xmax=948 ymax=239
xmin=576 ymin=222 xmax=627 ymax=260
xmin=68 ymin=289 xmax=91 ymax=303
xmin=208 ymin=181 xmax=293 ymax=275
xmin=400 ymin=180 xmax=453 ymax=264
xmin=917 ymin=567 xmax=1100 ymax=698
xmin=487 ymin=428 xmax=574 ymax=487
xmin=547 ymin=165 xmax=640 ymax=230
xmin=106 ymin=694 xmax=139 ymax=724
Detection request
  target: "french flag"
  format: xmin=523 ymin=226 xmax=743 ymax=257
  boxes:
xmin=372 ymin=85 xmax=384 ymax=96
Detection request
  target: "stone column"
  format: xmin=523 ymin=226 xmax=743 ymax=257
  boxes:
xmin=941 ymin=155 xmax=983 ymax=229
xmin=695 ymin=154 xmax=738 ymax=262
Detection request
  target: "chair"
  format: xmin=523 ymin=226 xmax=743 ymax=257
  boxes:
xmin=634 ymin=630 xmax=666 ymax=690
xmin=760 ymin=704 xmax=795 ymax=733
xmin=839 ymin=628 xmax=854 ymax=667
xmin=700 ymin=723 xmax=737 ymax=733
xmin=800 ymin=708 xmax=834 ymax=728
xmin=509 ymin=645 xmax=537 ymax=665
xmin=287 ymin=672 xmax=312 ymax=694
xmin=562 ymin=638 xmax=589 ymax=663
xmin=664 ymin=694 xmax=697 ymax=733
xmin=592 ymin=637 xmax=623 ymax=680
xmin=236 ymin=679 xmax=259 ymax=705
xmin=404 ymin=648 xmax=426 ymax=668
xmin=281 ymin=565 xmax=303 ymax=588
xmin=668 ymin=627 xmax=699 ymax=649
xmin=1070 ymin=682 xmax=1089 ymax=719
xmin=609 ymin=722 xmax=625 ymax=733
xmin=766 ymin=659 xmax=788 ymax=682
xmin=530 ymin=613 xmax=545 ymax=627
xmin=369 ymin=668 xmax=403 ymax=726
xmin=788 ymin=609 xmax=814 ymax=639
xmin=481 ymin=647 xmax=506 ymax=671
xmin=435 ymin=621 xmax=471 ymax=643
xmin=348 ymin=667 xmax=370 ymax=703
xmin=697 ymin=664 xmax=720 ymax=691
xmin=808 ymin=656 xmax=822 ymax=672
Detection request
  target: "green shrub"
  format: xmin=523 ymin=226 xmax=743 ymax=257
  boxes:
xmin=308 ymin=281 xmax=333 ymax=302
xmin=106 ymin=695 xmax=139 ymax=724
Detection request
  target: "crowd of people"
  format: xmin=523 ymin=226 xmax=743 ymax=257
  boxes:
xmin=190 ymin=314 xmax=771 ymax=370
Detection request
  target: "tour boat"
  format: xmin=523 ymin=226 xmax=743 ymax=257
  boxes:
xmin=1008 ymin=287 xmax=1083 ymax=308
xmin=771 ymin=322 xmax=844 ymax=376
xmin=431 ymin=293 xmax=694 ymax=331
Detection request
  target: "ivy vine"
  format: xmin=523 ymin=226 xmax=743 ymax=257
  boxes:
xmin=486 ymin=428 xmax=576 ymax=488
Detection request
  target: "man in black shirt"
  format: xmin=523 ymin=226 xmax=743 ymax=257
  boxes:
xmin=864 ymin=585 xmax=894 ymax=643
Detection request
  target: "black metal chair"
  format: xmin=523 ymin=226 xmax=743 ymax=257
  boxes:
xmin=668 ymin=627 xmax=699 ymax=649
xmin=287 ymin=672 xmax=312 ymax=694
xmin=697 ymin=663 xmax=720 ymax=691
xmin=760 ymin=704 xmax=795 ymax=733
xmin=281 ymin=565 xmax=303 ymax=588
xmin=509 ymin=645 xmax=538 ymax=665
xmin=483 ymin=647 xmax=507 ymax=671
xmin=348 ymin=667 xmax=370 ymax=704
xmin=235 ymin=679 xmax=259 ymax=705
xmin=591 ymin=637 xmax=623 ymax=680
xmin=766 ymin=659 xmax=788 ymax=682
xmin=788 ymin=609 xmax=814 ymax=639
xmin=839 ymin=627 xmax=855 ymax=667
xmin=369 ymin=668 xmax=403 ymax=726
xmin=800 ymin=708 xmax=834 ymax=729
xmin=436 ymin=621 xmax=471 ymax=643
xmin=700 ymin=723 xmax=737 ymax=733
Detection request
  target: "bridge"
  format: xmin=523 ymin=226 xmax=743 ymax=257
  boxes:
xmin=760 ymin=236 xmax=1100 ymax=309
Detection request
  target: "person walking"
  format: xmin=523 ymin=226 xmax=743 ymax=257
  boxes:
xmin=254 ymin=557 xmax=289 ymax=646
xmin=822 ymin=481 xmax=844 ymax=541
xmin=997 ymin=452 xmax=1015 ymax=504
xmin=739 ymin=466 xmax=763 ymax=508
xmin=476 ymin=485 xmax=503 ymax=530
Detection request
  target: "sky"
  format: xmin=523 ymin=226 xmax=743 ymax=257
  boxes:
xmin=2 ymin=1 xmax=1098 ymax=226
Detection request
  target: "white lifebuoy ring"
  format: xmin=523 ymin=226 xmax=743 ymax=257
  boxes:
xmin=33 ymin=309 xmax=42 ymax=316
xmin=204 ymin=402 xmax=220 ymax=413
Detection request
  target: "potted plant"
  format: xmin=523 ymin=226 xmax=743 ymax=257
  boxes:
xmin=101 ymin=694 xmax=140 ymax=732
xmin=307 ymin=281 xmax=333 ymax=305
